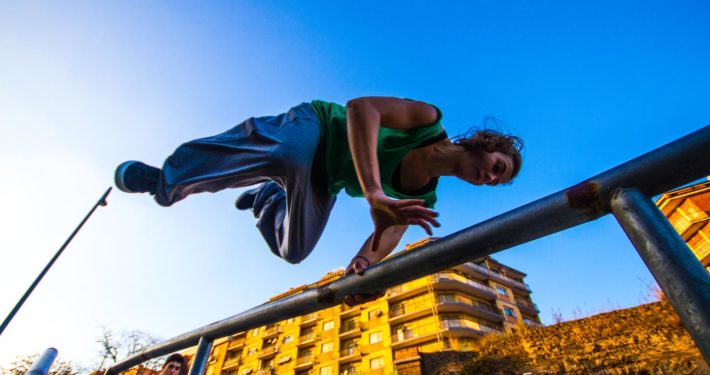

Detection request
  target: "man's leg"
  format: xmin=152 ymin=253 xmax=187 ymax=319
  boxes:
xmin=234 ymin=102 xmax=336 ymax=264
xmin=238 ymin=178 xmax=336 ymax=264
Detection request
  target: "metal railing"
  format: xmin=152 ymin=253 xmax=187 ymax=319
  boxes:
xmin=107 ymin=125 xmax=710 ymax=374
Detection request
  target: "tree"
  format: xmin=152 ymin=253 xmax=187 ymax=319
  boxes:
xmin=94 ymin=326 xmax=162 ymax=374
xmin=0 ymin=353 xmax=76 ymax=375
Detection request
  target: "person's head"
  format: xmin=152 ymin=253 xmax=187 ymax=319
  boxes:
xmin=160 ymin=354 xmax=186 ymax=375
xmin=451 ymin=128 xmax=524 ymax=186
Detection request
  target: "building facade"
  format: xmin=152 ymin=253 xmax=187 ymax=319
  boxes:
xmin=656 ymin=177 xmax=710 ymax=273
xmin=181 ymin=238 xmax=541 ymax=375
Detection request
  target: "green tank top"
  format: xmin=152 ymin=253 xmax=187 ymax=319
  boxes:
xmin=310 ymin=99 xmax=445 ymax=208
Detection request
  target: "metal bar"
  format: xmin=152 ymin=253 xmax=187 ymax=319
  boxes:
xmin=187 ymin=337 xmax=213 ymax=375
xmin=26 ymin=348 xmax=58 ymax=375
xmin=1 ymin=187 xmax=112 ymax=336
xmin=611 ymin=188 xmax=710 ymax=365
xmin=107 ymin=125 xmax=710 ymax=375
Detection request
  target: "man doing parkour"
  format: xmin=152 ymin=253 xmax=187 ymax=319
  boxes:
xmin=114 ymin=97 xmax=523 ymax=281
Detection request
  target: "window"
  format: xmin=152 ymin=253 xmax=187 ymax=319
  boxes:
xmin=369 ymin=331 xmax=382 ymax=344
xmin=225 ymin=349 xmax=240 ymax=361
xmin=340 ymin=364 xmax=358 ymax=375
xmin=496 ymin=286 xmax=509 ymax=296
xmin=260 ymin=359 xmax=273 ymax=370
xmin=322 ymin=320 xmax=334 ymax=331
xmin=250 ymin=328 xmax=261 ymax=337
xmin=504 ymin=307 xmax=516 ymax=317
xmin=370 ymin=357 xmax=384 ymax=370
xmin=319 ymin=366 xmax=333 ymax=375
xmin=286 ymin=318 xmax=295 ymax=324
xmin=283 ymin=335 xmax=293 ymax=344
xmin=321 ymin=341 xmax=333 ymax=353
xmin=297 ymin=348 xmax=313 ymax=360
xmin=368 ymin=309 xmax=382 ymax=320
xmin=247 ymin=347 xmax=257 ymax=356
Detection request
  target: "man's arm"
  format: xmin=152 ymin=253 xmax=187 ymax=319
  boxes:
xmin=346 ymin=225 xmax=409 ymax=275
xmin=345 ymin=97 xmax=440 ymax=250
xmin=343 ymin=225 xmax=408 ymax=306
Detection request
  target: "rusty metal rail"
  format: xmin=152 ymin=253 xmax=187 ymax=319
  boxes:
xmin=108 ymin=125 xmax=710 ymax=374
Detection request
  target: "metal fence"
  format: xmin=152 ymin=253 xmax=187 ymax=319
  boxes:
xmin=108 ymin=125 xmax=710 ymax=374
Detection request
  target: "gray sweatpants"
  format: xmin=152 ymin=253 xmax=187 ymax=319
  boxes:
xmin=154 ymin=103 xmax=337 ymax=264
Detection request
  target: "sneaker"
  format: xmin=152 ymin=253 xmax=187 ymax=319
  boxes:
xmin=114 ymin=161 xmax=159 ymax=194
xmin=235 ymin=186 xmax=259 ymax=210
xmin=235 ymin=181 xmax=284 ymax=216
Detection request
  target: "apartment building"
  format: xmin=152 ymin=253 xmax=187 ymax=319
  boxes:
xmin=656 ymin=177 xmax=710 ymax=272
xmin=181 ymin=238 xmax=541 ymax=375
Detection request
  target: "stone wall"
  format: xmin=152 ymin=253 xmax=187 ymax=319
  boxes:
xmin=433 ymin=299 xmax=708 ymax=374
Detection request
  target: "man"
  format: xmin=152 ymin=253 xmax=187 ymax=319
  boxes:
xmin=159 ymin=354 xmax=186 ymax=375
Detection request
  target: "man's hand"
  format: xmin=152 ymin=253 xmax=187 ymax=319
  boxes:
xmin=368 ymin=191 xmax=439 ymax=251
xmin=343 ymin=256 xmax=385 ymax=306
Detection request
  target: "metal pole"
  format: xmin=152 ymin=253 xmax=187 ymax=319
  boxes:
xmin=187 ymin=337 xmax=213 ymax=375
xmin=107 ymin=125 xmax=710 ymax=374
xmin=0 ymin=187 xmax=112 ymax=336
xmin=26 ymin=348 xmax=58 ymax=375
xmin=611 ymin=188 xmax=710 ymax=365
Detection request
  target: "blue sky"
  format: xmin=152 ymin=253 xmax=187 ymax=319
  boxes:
xmin=1 ymin=0 xmax=709 ymax=369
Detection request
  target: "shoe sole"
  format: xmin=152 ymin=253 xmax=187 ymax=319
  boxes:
xmin=115 ymin=160 xmax=139 ymax=193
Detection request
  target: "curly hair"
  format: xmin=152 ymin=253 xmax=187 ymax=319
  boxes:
xmin=451 ymin=129 xmax=524 ymax=182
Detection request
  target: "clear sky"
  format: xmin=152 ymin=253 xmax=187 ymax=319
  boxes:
xmin=1 ymin=0 xmax=709 ymax=370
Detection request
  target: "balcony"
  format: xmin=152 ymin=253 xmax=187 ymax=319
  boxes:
xmin=389 ymin=300 xmax=434 ymax=325
xmin=456 ymin=263 xmax=532 ymax=293
xmin=339 ymin=304 xmax=362 ymax=318
xmin=393 ymin=347 xmax=420 ymax=364
xmin=228 ymin=337 xmax=246 ymax=349
xmin=390 ymin=321 xmax=442 ymax=349
xmin=386 ymin=279 xmax=430 ymax=302
xmin=300 ymin=313 xmax=317 ymax=326
xmin=436 ymin=297 xmax=503 ymax=323
xmin=257 ymin=346 xmax=277 ymax=360
xmin=338 ymin=364 xmax=361 ymax=375
xmin=262 ymin=326 xmax=280 ymax=340
xmin=516 ymin=300 xmax=540 ymax=316
xmin=338 ymin=347 xmax=361 ymax=363
xmin=297 ymin=332 xmax=316 ymax=347
xmin=339 ymin=320 xmax=362 ymax=339
xmin=433 ymin=273 xmax=497 ymax=301
xmin=441 ymin=318 xmax=501 ymax=336
xmin=294 ymin=355 xmax=314 ymax=370
xmin=221 ymin=356 xmax=241 ymax=370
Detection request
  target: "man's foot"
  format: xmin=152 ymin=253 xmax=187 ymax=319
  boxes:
xmin=114 ymin=161 xmax=159 ymax=194
xmin=235 ymin=186 xmax=259 ymax=210
xmin=235 ymin=181 xmax=284 ymax=216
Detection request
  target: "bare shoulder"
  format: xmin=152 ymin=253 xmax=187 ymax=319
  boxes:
xmin=347 ymin=96 xmax=439 ymax=130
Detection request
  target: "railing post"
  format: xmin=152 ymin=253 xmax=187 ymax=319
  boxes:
xmin=26 ymin=348 xmax=58 ymax=375
xmin=611 ymin=188 xmax=710 ymax=365
xmin=187 ymin=337 xmax=213 ymax=375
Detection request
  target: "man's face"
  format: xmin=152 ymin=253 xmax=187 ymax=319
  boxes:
xmin=162 ymin=361 xmax=182 ymax=375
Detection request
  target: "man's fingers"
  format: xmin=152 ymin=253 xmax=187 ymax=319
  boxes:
xmin=407 ymin=218 xmax=433 ymax=236
xmin=398 ymin=205 xmax=439 ymax=218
